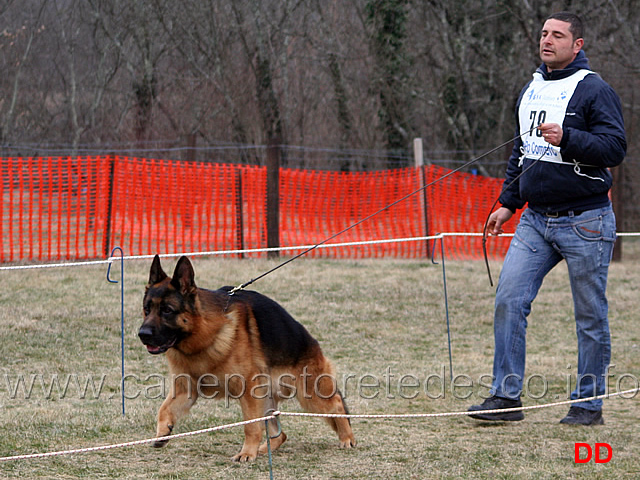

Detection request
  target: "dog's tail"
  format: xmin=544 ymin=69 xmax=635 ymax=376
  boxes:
xmin=325 ymin=388 xmax=356 ymax=448
xmin=322 ymin=389 xmax=351 ymax=433
xmin=338 ymin=389 xmax=351 ymax=424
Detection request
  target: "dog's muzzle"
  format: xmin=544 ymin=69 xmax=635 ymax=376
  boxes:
xmin=138 ymin=325 xmax=177 ymax=354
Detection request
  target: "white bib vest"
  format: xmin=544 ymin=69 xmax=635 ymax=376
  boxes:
xmin=518 ymin=69 xmax=592 ymax=165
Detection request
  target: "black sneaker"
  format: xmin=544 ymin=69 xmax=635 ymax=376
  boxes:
xmin=468 ymin=396 xmax=524 ymax=421
xmin=559 ymin=406 xmax=604 ymax=425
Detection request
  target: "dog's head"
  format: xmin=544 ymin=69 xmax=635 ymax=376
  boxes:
xmin=138 ymin=255 xmax=198 ymax=354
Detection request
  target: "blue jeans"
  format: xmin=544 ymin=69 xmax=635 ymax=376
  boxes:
xmin=491 ymin=206 xmax=616 ymax=410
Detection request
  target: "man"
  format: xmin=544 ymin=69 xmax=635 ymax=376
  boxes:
xmin=468 ymin=12 xmax=626 ymax=425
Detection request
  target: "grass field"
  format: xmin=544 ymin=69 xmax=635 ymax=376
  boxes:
xmin=0 ymin=239 xmax=639 ymax=479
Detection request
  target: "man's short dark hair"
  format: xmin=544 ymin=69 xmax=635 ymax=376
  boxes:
xmin=547 ymin=12 xmax=584 ymax=40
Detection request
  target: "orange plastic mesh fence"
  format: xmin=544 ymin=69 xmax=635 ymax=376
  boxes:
xmin=425 ymin=166 xmax=520 ymax=260
xmin=280 ymin=168 xmax=427 ymax=258
xmin=0 ymin=156 xmax=520 ymax=263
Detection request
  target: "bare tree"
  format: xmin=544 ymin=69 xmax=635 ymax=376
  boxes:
xmin=44 ymin=0 xmax=122 ymax=154
xmin=87 ymin=0 xmax=173 ymax=146
xmin=0 ymin=0 xmax=46 ymax=149
xmin=366 ymin=0 xmax=415 ymax=167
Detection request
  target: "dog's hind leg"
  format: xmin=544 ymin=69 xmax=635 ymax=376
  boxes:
xmin=234 ymin=392 xmax=287 ymax=462
xmin=257 ymin=395 xmax=287 ymax=456
xmin=295 ymin=358 xmax=356 ymax=449
xmin=309 ymin=390 xmax=356 ymax=449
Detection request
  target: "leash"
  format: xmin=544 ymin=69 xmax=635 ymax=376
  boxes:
xmin=482 ymin=143 xmax=551 ymax=286
xmin=229 ymin=127 xmax=539 ymax=295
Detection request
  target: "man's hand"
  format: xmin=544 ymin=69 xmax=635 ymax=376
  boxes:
xmin=486 ymin=207 xmax=514 ymax=236
xmin=537 ymin=123 xmax=563 ymax=146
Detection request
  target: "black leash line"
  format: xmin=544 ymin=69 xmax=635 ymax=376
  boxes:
xmin=229 ymin=127 xmax=538 ymax=295
xmin=482 ymin=142 xmax=551 ymax=286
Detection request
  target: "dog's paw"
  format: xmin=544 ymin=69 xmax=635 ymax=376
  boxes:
xmin=152 ymin=438 xmax=170 ymax=448
xmin=258 ymin=431 xmax=287 ymax=455
xmin=152 ymin=424 xmax=173 ymax=448
xmin=339 ymin=437 xmax=356 ymax=449
xmin=232 ymin=450 xmax=258 ymax=462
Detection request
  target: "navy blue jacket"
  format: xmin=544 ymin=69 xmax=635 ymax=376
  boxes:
xmin=500 ymin=50 xmax=627 ymax=214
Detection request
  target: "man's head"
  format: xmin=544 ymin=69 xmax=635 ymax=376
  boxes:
xmin=539 ymin=12 xmax=584 ymax=72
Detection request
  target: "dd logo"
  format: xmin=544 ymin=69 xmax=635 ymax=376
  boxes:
xmin=574 ymin=443 xmax=612 ymax=464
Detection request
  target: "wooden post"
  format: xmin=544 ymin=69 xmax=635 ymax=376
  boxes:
xmin=185 ymin=133 xmax=197 ymax=163
xmin=183 ymin=133 xmax=196 ymax=228
xmin=266 ymin=138 xmax=280 ymax=258
xmin=103 ymin=155 xmax=116 ymax=258
xmin=235 ymin=169 xmax=245 ymax=259
xmin=414 ymin=138 xmax=430 ymax=258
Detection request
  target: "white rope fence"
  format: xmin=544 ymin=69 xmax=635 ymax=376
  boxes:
xmin=0 ymin=417 xmax=267 ymax=462
xmin=0 ymin=231 xmax=637 ymax=271
xmin=0 ymin=234 xmax=449 ymax=271
xmin=0 ymin=387 xmax=637 ymax=463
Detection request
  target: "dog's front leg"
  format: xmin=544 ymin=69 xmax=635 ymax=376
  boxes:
xmin=232 ymin=421 xmax=263 ymax=462
xmin=153 ymin=374 xmax=197 ymax=447
xmin=231 ymin=392 xmax=268 ymax=462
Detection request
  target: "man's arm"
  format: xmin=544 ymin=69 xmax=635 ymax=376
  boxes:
xmin=560 ymin=80 xmax=626 ymax=167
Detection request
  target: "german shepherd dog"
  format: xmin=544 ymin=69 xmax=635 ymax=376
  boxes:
xmin=138 ymin=255 xmax=356 ymax=461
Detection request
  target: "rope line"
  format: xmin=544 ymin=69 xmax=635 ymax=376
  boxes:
xmin=0 ymin=416 xmax=271 ymax=463
xmin=0 ymin=235 xmax=461 ymax=271
xmin=0 ymin=387 xmax=636 ymax=463
xmin=0 ymin=231 xmax=637 ymax=272
xmin=277 ymin=387 xmax=639 ymax=420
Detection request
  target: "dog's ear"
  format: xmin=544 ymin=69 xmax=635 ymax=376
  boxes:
xmin=148 ymin=254 xmax=168 ymax=286
xmin=171 ymin=256 xmax=197 ymax=297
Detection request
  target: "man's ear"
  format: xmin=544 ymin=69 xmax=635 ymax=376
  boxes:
xmin=573 ymin=37 xmax=584 ymax=54
xmin=148 ymin=254 xmax=168 ymax=286
xmin=171 ymin=256 xmax=197 ymax=297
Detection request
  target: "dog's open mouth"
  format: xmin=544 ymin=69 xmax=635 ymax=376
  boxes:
xmin=144 ymin=338 xmax=177 ymax=355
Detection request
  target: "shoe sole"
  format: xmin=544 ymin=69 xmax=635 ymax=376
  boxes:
xmin=559 ymin=417 xmax=604 ymax=426
xmin=468 ymin=411 xmax=524 ymax=421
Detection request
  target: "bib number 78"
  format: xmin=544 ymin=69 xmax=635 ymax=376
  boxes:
xmin=529 ymin=110 xmax=546 ymax=136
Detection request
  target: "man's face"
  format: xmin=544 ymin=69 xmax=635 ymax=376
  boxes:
xmin=539 ymin=19 xmax=584 ymax=72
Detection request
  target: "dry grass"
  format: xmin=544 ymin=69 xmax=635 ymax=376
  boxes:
xmin=0 ymin=239 xmax=639 ymax=478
